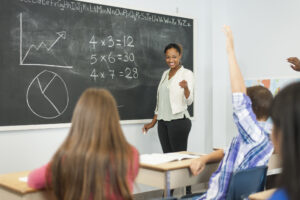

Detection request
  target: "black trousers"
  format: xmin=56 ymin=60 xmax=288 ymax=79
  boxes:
xmin=157 ymin=117 xmax=191 ymax=153
xmin=158 ymin=117 xmax=192 ymax=195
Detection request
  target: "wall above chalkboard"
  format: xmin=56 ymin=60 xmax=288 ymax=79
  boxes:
xmin=0 ymin=0 xmax=194 ymax=130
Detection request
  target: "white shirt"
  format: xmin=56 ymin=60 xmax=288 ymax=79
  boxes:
xmin=155 ymin=66 xmax=194 ymax=115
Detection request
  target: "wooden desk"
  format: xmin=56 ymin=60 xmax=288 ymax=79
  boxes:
xmin=0 ymin=171 xmax=47 ymax=200
xmin=248 ymin=189 xmax=276 ymax=200
xmin=0 ymin=154 xmax=281 ymax=199
xmin=136 ymin=153 xmax=219 ymax=198
xmin=0 ymin=158 xmax=213 ymax=200
xmin=136 ymin=153 xmax=281 ymax=198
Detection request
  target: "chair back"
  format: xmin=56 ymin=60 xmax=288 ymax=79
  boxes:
xmin=226 ymin=165 xmax=268 ymax=200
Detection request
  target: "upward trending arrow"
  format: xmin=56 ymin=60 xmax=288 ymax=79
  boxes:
xmin=48 ymin=31 xmax=66 ymax=50
xmin=22 ymin=31 xmax=67 ymax=63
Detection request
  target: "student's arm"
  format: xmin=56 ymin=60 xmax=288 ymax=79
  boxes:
xmin=28 ymin=163 xmax=50 ymax=189
xmin=189 ymin=149 xmax=224 ymax=176
xmin=223 ymin=25 xmax=246 ymax=94
xmin=287 ymin=57 xmax=300 ymax=71
xmin=126 ymin=146 xmax=140 ymax=192
xmin=223 ymin=25 xmax=265 ymax=142
xmin=132 ymin=146 xmax=140 ymax=179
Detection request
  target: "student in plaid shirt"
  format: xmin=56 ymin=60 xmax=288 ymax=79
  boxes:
xmin=188 ymin=26 xmax=274 ymax=200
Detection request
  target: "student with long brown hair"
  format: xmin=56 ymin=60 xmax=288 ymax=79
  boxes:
xmin=267 ymin=60 xmax=300 ymax=200
xmin=27 ymin=88 xmax=139 ymax=200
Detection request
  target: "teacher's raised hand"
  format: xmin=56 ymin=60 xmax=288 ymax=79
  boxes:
xmin=179 ymin=80 xmax=190 ymax=99
xmin=179 ymin=80 xmax=188 ymax=89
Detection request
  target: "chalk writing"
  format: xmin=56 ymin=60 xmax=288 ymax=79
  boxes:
xmin=19 ymin=0 xmax=192 ymax=27
xmin=19 ymin=13 xmax=73 ymax=68
xmin=90 ymin=67 xmax=138 ymax=81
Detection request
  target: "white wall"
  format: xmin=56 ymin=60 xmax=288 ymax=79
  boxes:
xmin=4 ymin=0 xmax=300 ymax=174
xmin=0 ymin=0 xmax=213 ymax=174
xmin=212 ymin=0 xmax=300 ymax=148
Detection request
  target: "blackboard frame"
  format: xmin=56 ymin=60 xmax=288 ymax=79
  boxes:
xmin=0 ymin=0 xmax=196 ymax=131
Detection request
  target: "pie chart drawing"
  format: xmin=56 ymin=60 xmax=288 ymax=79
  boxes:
xmin=26 ymin=70 xmax=69 ymax=119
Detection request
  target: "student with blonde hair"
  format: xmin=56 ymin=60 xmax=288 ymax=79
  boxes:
xmin=28 ymin=88 xmax=139 ymax=200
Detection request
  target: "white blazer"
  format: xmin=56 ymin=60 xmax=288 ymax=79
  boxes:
xmin=155 ymin=66 xmax=194 ymax=115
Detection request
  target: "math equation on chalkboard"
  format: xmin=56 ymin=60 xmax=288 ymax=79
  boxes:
xmin=88 ymin=35 xmax=139 ymax=81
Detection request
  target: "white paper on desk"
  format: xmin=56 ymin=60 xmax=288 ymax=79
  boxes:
xmin=140 ymin=153 xmax=199 ymax=165
xmin=19 ymin=176 xmax=28 ymax=182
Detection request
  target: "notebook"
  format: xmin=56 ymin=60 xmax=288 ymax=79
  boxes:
xmin=140 ymin=153 xmax=200 ymax=165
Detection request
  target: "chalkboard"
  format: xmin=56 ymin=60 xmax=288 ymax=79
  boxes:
xmin=0 ymin=0 xmax=194 ymax=129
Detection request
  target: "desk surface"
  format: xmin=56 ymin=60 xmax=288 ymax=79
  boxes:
xmin=140 ymin=152 xmax=281 ymax=172
xmin=140 ymin=152 xmax=202 ymax=171
xmin=140 ymin=157 xmax=197 ymax=171
xmin=0 ymin=171 xmax=35 ymax=194
xmin=0 ymin=152 xmax=199 ymax=195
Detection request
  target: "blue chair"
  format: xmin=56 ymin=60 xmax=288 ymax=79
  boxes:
xmin=175 ymin=166 xmax=268 ymax=200
xmin=226 ymin=165 xmax=268 ymax=200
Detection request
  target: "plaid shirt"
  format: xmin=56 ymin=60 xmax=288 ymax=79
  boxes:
xmin=197 ymin=93 xmax=274 ymax=200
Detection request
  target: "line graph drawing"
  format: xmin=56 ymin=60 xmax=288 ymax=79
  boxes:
xmin=26 ymin=70 xmax=69 ymax=119
xmin=21 ymin=31 xmax=66 ymax=64
xmin=19 ymin=13 xmax=73 ymax=69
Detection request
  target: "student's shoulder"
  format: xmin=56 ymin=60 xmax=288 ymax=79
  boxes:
xmin=232 ymin=92 xmax=247 ymax=99
xmin=269 ymin=189 xmax=289 ymax=200
xmin=27 ymin=163 xmax=50 ymax=189
xmin=232 ymin=92 xmax=251 ymax=108
xmin=130 ymin=145 xmax=139 ymax=158
xmin=129 ymin=146 xmax=140 ymax=177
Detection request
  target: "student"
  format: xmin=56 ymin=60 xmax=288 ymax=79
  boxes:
xmin=27 ymin=88 xmax=139 ymax=200
xmin=268 ymin=68 xmax=300 ymax=200
xmin=188 ymin=26 xmax=274 ymax=199
xmin=287 ymin=57 xmax=300 ymax=71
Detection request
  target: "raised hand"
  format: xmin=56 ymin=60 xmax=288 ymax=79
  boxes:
xmin=287 ymin=57 xmax=300 ymax=71
xmin=223 ymin=25 xmax=234 ymax=54
xmin=179 ymin=80 xmax=188 ymax=89
xmin=222 ymin=25 xmax=246 ymax=94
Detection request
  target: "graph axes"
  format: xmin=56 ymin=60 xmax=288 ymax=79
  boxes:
xmin=19 ymin=13 xmax=73 ymax=69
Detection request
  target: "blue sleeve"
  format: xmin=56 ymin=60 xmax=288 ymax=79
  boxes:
xmin=268 ymin=189 xmax=289 ymax=200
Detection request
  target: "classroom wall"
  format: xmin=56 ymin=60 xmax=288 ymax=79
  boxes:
xmin=0 ymin=0 xmax=213 ymax=174
xmin=212 ymin=0 xmax=300 ymax=148
xmin=3 ymin=0 xmax=300 ymax=174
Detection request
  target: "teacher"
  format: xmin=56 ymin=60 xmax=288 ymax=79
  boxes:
xmin=143 ymin=43 xmax=194 ymax=153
